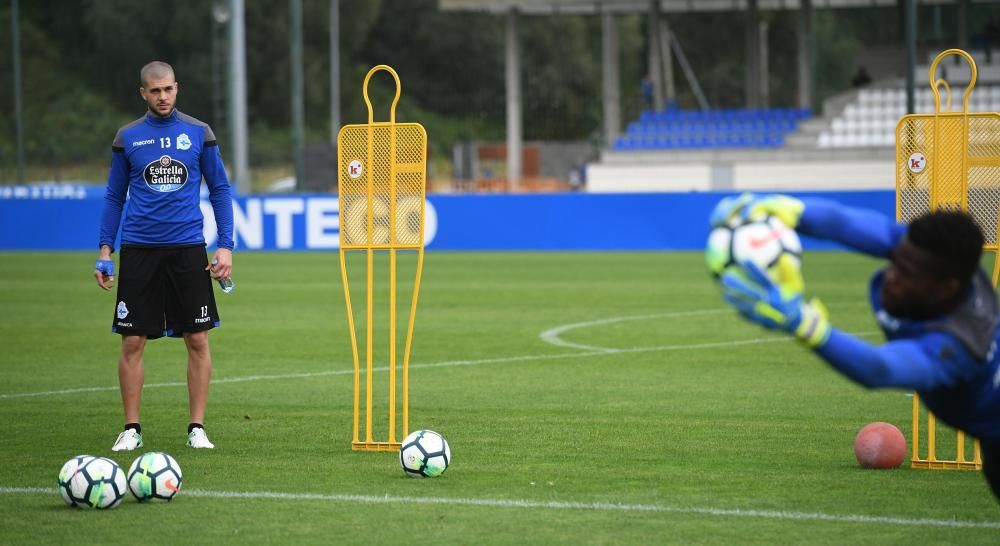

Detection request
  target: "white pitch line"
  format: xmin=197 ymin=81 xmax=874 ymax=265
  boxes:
xmin=539 ymin=304 xmax=875 ymax=353
xmin=1 ymin=486 xmax=996 ymax=530
xmin=539 ymin=309 xmax=732 ymax=352
xmin=0 ymin=335 xmax=797 ymax=400
xmin=0 ymin=335 xmax=877 ymax=401
xmin=0 ymin=306 xmax=879 ymax=401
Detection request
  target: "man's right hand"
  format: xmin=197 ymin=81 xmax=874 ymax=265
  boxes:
xmin=94 ymin=253 xmax=115 ymax=291
xmin=721 ymin=261 xmax=831 ymax=348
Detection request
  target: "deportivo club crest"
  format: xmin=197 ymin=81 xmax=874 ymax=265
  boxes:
xmin=144 ymin=155 xmax=189 ymax=192
xmin=116 ymin=301 xmax=129 ymax=319
xmin=176 ymin=133 xmax=192 ymax=150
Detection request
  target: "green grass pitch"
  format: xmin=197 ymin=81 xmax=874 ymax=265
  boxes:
xmin=0 ymin=251 xmax=997 ymax=544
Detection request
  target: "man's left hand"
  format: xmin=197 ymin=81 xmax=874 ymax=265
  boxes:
xmin=207 ymin=248 xmax=233 ymax=281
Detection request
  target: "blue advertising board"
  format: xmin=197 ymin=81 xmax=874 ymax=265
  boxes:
xmin=0 ymin=187 xmax=895 ymax=251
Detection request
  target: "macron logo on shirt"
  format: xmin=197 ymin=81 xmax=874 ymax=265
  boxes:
xmin=132 ymin=139 xmax=155 ymax=147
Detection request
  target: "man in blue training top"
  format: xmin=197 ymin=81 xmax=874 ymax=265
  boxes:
xmin=93 ymin=61 xmax=234 ymax=451
xmin=712 ymin=194 xmax=1000 ymax=502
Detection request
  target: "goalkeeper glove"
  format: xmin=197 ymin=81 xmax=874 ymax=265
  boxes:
xmin=709 ymin=193 xmax=753 ymax=227
xmin=709 ymin=193 xmax=806 ymax=229
xmin=721 ymin=261 xmax=831 ymax=348
xmin=95 ymin=259 xmax=114 ymax=277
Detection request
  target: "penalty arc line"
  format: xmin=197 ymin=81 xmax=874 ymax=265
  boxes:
xmin=539 ymin=309 xmax=733 ymax=352
xmin=2 ymin=486 xmax=998 ymax=530
xmin=539 ymin=304 xmax=875 ymax=353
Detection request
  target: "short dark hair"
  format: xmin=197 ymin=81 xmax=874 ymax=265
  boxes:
xmin=140 ymin=61 xmax=175 ymax=87
xmin=908 ymin=210 xmax=984 ymax=284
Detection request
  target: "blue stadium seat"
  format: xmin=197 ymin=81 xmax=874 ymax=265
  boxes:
xmin=615 ymin=106 xmax=809 ymax=151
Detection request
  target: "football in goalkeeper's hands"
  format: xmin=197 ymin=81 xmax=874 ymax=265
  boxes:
xmin=705 ymin=215 xmax=803 ymax=291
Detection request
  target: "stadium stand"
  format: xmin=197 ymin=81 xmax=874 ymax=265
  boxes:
xmin=614 ymin=107 xmax=811 ymax=151
xmin=587 ymin=49 xmax=1000 ymax=193
xmin=817 ymin=85 xmax=1000 ymax=148
xmin=612 ymin=51 xmax=1000 ymax=153
xmin=815 ymin=50 xmax=1000 ymax=148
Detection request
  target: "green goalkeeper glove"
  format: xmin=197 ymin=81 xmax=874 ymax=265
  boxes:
xmin=709 ymin=193 xmax=805 ymax=229
xmin=721 ymin=261 xmax=831 ymax=348
xmin=709 ymin=193 xmax=753 ymax=227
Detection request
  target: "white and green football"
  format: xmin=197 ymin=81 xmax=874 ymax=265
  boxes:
xmin=399 ymin=430 xmax=451 ymax=478
xmin=705 ymin=215 xmax=803 ymax=291
xmin=128 ymin=451 xmax=182 ymax=502
xmin=58 ymin=455 xmax=127 ymax=509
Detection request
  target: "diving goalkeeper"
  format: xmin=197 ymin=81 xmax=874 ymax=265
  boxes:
xmin=712 ymin=194 xmax=1000 ymax=502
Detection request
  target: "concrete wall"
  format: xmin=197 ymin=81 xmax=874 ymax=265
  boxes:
xmin=586 ymin=159 xmax=894 ymax=193
xmin=586 ymin=164 xmax=714 ymax=192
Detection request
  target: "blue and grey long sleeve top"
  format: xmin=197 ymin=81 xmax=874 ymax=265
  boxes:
xmin=99 ymin=110 xmax=234 ymax=251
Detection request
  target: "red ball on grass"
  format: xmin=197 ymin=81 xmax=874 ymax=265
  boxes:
xmin=854 ymin=422 xmax=907 ymax=469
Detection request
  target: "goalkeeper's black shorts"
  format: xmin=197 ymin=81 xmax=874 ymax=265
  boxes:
xmin=111 ymin=244 xmax=220 ymax=339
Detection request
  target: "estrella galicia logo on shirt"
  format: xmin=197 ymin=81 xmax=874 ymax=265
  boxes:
xmin=144 ymin=155 xmax=189 ymax=192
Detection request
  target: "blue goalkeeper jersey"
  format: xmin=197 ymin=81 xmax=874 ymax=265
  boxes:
xmin=99 ymin=110 xmax=234 ymax=250
xmin=798 ymin=198 xmax=1000 ymax=444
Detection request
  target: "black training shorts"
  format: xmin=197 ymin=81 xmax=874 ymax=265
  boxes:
xmin=112 ymin=245 xmax=220 ymax=339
